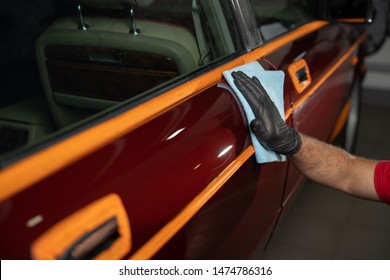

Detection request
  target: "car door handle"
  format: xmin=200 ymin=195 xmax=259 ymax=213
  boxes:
xmin=31 ymin=194 xmax=132 ymax=260
xmin=58 ymin=217 xmax=119 ymax=260
xmin=296 ymin=66 xmax=308 ymax=83
xmin=288 ymin=59 xmax=312 ymax=94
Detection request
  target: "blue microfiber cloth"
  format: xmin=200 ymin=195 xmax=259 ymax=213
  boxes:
xmin=223 ymin=61 xmax=286 ymax=163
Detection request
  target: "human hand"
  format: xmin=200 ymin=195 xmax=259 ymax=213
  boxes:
xmin=232 ymin=71 xmax=301 ymax=155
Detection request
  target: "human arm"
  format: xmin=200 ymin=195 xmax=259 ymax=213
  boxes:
xmin=232 ymin=71 xmax=381 ymax=201
xmin=289 ymin=133 xmax=379 ymax=201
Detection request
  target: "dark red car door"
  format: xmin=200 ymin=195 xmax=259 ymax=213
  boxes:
xmin=264 ymin=23 xmax=364 ymax=205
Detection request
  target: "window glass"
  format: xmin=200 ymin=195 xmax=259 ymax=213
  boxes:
xmin=248 ymin=0 xmax=316 ymax=41
xmin=0 ymin=0 xmax=242 ymax=162
xmin=327 ymin=0 xmax=370 ymax=19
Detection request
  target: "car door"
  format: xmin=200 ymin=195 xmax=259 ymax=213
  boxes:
xmin=199 ymin=0 xmax=367 ymax=258
xmin=139 ymin=0 xmax=367 ymax=259
xmin=0 ymin=0 xmax=288 ymax=260
xmin=249 ymin=0 xmax=366 ymax=207
xmin=0 ymin=0 xmax=367 ymax=260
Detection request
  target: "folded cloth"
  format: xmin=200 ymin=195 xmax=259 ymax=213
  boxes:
xmin=223 ymin=61 xmax=286 ymax=163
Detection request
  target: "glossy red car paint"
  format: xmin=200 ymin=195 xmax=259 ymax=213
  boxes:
xmin=0 ymin=2 xmax=368 ymax=260
xmin=0 ymin=86 xmax=253 ymax=258
xmin=266 ymin=24 xmax=364 ymax=205
xmin=152 ymin=24 xmax=366 ymax=260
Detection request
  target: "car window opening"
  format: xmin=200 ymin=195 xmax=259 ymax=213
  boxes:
xmin=248 ymin=0 xmax=317 ymax=41
xmin=0 ymin=0 xmax=242 ymax=163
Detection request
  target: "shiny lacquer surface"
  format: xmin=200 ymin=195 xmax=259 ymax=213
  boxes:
xmin=0 ymin=86 xmax=250 ymax=259
xmin=150 ymin=23 xmax=365 ymax=259
xmin=0 ymin=20 xmax=365 ymax=259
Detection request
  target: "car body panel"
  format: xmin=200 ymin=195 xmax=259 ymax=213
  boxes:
xmin=0 ymin=21 xmax=328 ymax=201
xmin=145 ymin=24 xmax=366 ymax=260
xmin=0 ymin=0 xmax=368 ymax=259
xmin=264 ymin=24 xmax=366 ymax=204
xmin=0 ymin=85 xmax=249 ymax=258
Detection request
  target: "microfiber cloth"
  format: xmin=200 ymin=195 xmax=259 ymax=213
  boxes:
xmin=223 ymin=61 xmax=286 ymax=163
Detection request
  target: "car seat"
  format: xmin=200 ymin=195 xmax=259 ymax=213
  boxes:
xmin=36 ymin=0 xmax=200 ymax=128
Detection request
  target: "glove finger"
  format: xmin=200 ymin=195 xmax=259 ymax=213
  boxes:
xmin=251 ymin=76 xmax=283 ymax=123
xmin=232 ymin=71 xmax=263 ymax=114
xmin=251 ymin=76 xmax=273 ymax=105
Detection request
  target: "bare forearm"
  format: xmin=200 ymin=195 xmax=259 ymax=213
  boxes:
xmin=232 ymin=72 xmax=381 ymax=201
xmin=288 ymin=134 xmax=380 ymax=201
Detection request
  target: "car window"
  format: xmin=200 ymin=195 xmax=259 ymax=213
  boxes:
xmin=248 ymin=0 xmax=316 ymax=41
xmin=326 ymin=0 xmax=370 ymax=18
xmin=0 ymin=0 xmax=242 ymax=163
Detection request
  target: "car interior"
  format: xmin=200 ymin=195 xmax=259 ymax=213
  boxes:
xmin=0 ymin=0 xmax=322 ymax=163
xmin=249 ymin=0 xmax=316 ymax=40
xmin=0 ymin=0 xmax=240 ymax=162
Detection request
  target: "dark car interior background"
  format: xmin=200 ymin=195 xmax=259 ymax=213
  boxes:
xmin=0 ymin=0 xmax=329 ymax=163
xmin=0 ymin=0 xmax=244 ymax=161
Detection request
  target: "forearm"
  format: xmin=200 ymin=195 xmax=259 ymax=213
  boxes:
xmin=232 ymin=72 xmax=381 ymax=201
xmin=288 ymin=134 xmax=380 ymax=201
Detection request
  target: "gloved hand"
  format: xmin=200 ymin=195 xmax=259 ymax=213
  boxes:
xmin=232 ymin=71 xmax=302 ymax=155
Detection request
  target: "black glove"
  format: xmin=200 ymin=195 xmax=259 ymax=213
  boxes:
xmin=232 ymin=71 xmax=302 ymax=155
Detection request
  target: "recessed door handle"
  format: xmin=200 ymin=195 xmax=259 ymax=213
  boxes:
xmin=58 ymin=217 xmax=119 ymax=260
xmin=296 ymin=67 xmax=308 ymax=83
xmin=31 ymin=194 xmax=131 ymax=260
xmin=288 ymin=59 xmax=312 ymax=94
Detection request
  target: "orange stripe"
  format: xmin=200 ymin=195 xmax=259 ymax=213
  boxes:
xmin=351 ymin=56 xmax=359 ymax=66
xmin=285 ymin=31 xmax=367 ymax=119
xmin=0 ymin=21 xmax=328 ymax=202
xmin=339 ymin=18 xmax=366 ymax=23
xmin=129 ymin=145 xmax=255 ymax=260
xmin=0 ymin=20 xmax=366 ymax=260
xmin=328 ymin=99 xmax=351 ymax=142
xmin=128 ymin=30 xmax=367 ymax=259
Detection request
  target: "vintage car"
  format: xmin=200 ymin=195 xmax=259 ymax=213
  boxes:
xmin=0 ymin=0 xmax=375 ymax=259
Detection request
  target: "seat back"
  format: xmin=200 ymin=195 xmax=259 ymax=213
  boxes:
xmin=36 ymin=0 xmax=200 ymax=128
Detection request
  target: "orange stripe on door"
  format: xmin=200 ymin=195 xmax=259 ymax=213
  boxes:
xmin=129 ymin=32 xmax=368 ymax=260
xmin=0 ymin=20 xmax=367 ymax=260
xmin=0 ymin=21 xmax=328 ymax=202
xmin=328 ymin=99 xmax=351 ymax=142
xmin=129 ymin=145 xmax=255 ymax=260
xmin=285 ymin=31 xmax=367 ymax=119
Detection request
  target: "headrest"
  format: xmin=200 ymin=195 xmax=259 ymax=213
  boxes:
xmin=80 ymin=0 xmax=155 ymax=9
